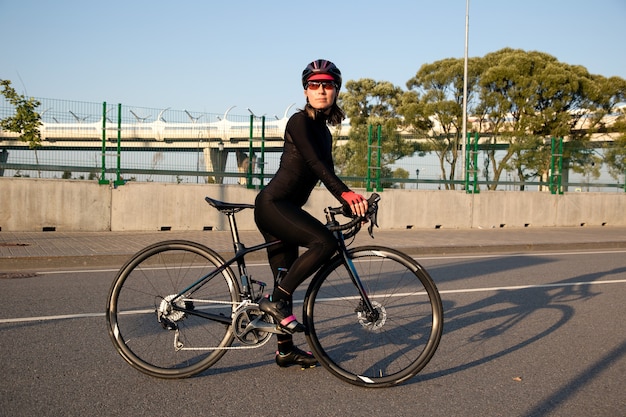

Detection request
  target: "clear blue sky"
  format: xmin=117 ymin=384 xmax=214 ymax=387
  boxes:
xmin=1 ymin=0 xmax=625 ymax=118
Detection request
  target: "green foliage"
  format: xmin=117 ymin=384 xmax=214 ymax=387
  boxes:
xmin=603 ymin=114 xmax=626 ymax=180
xmin=405 ymin=57 xmax=482 ymax=188
xmin=336 ymin=79 xmax=417 ymax=186
xmin=334 ymin=48 xmax=626 ymax=191
xmin=406 ymin=48 xmax=625 ymax=190
xmin=473 ymin=49 xmax=626 ymax=189
xmin=0 ymin=79 xmax=42 ymax=149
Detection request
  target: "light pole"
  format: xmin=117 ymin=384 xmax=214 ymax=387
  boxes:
xmin=460 ymin=0 xmax=470 ymax=183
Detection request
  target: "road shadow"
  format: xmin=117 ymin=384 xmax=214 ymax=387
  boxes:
xmin=407 ymin=260 xmax=626 ymax=386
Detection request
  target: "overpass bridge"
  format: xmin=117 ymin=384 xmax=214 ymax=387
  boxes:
xmin=0 ymin=105 xmax=300 ymax=176
xmin=1 ymin=101 xmax=619 ymax=149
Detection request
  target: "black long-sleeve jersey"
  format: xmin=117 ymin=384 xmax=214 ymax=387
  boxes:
xmin=259 ymin=110 xmax=349 ymax=206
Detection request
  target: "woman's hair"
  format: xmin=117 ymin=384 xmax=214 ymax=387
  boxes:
xmin=303 ymin=101 xmax=345 ymax=126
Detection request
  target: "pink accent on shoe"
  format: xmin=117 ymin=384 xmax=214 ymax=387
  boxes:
xmin=280 ymin=314 xmax=298 ymax=327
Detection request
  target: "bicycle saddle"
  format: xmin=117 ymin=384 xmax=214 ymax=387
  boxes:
xmin=205 ymin=196 xmax=255 ymax=213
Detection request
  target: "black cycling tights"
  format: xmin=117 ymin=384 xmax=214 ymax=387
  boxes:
xmin=255 ymin=198 xmax=337 ymax=297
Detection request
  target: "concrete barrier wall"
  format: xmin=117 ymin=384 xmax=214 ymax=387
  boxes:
xmin=1 ymin=178 xmax=624 ymax=231
xmin=0 ymin=177 xmax=111 ymax=231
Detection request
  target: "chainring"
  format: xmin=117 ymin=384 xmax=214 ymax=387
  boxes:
xmin=233 ymin=304 xmax=274 ymax=345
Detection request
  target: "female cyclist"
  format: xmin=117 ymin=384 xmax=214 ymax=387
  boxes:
xmin=255 ymin=59 xmax=367 ymax=368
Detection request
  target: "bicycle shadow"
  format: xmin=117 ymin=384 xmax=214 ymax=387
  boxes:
xmin=407 ymin=261 xmax=626 ymax=385
xmin=235 ymin=255 xmax=562 ymax=381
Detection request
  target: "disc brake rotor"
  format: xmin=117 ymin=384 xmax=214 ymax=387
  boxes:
xmin=356 ymin=300 xmax=387 ymax=330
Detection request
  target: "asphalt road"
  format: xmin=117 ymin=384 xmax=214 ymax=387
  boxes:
xmin=1 ymin=249 xmax=625 ymax=417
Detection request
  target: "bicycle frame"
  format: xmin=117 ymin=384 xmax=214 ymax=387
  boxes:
xmin=169 ymin=203 xmax=378 ymax=327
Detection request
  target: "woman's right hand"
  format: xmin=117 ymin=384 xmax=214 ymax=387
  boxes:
xmin=341 ymin=191 xmax=368 ymax=217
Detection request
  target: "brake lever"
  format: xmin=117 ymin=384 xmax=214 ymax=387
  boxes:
xmin=367 ymin=203 xmax=379 ymax=238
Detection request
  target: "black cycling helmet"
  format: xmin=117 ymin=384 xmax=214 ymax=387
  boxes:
xmin=301 ymin=59 xmax=342 ymax=90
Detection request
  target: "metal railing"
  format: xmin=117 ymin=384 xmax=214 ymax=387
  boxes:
xmin=1 ymin=98 xmax=624 ymax=192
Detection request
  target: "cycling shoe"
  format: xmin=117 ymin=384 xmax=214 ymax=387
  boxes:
xmin=258 ymin=296 xmax=305 ymax=334
xmin=276 ymin=347 xmax=317 ymax=369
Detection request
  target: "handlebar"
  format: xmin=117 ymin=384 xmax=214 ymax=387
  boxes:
xmin=325 ymin=193 xmax=381 ymax=238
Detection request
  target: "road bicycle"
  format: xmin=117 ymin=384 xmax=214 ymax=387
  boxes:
xmin=106 ymin=193 xmax=443 ymax=388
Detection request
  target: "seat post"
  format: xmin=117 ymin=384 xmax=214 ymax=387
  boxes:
xmin=226 ymin=211 xmax=244 ymax=253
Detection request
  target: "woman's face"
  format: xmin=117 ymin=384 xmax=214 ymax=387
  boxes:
xmin=304 ymin=81 xmax=337 ymax=111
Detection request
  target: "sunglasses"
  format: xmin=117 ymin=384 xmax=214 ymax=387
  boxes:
xmin=306 ymin=81 xmax=337 ymax=90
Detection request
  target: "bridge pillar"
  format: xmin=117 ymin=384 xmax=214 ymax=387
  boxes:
xmin=235 ymin=149 xmax=256 ymax=186
xmin=0 ymin=149 xmax=8 ymax=176
xmin=202 ymin=147 xmax=229 ymax=184
xmin=202 ymin=147 xmax=257 ymax=185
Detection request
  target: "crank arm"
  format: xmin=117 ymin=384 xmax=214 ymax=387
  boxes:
xmin=246 ymin=316 xmax=287 ymax=335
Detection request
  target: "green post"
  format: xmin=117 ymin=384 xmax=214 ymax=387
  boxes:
xmin=549 ymin=138 xmax=555 ymax=193
xmin=259 ymin=115 xmax=266 ymax=189
xmin=114 ymin=103 xmax=124 ymax=186
xmin=247 ymin=114 xmax=254 ymax=189
xmin=472 ymin=132 xmax=480 ymax=193
xmin=464 ymin=132 xmax=480 ymax=193
xmin=549 ymin=137 xmax=563 ymax=195
xmin=375 ymin=125 xmax=382 ymax=191
xmin=558 ymin=138 xmax=563 ymax=194
xmin=99 ymin=102 xmax=109 ymax=185
xmin=366 ymin=124 xmax=373 ymax=192
xmin=464 ymin=132 xmax=470 ymax=192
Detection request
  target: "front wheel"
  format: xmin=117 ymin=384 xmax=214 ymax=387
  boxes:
xmin=106 ymin=240 xmax=240 ymax=379
xmin=303 ymin=246 xmax=443 ymax=387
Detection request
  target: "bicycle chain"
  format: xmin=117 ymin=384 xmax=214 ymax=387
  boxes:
xmin=172 ymin=299 xmax=276 ymax=351
xmin=173 ymin=329 xmax=274 ymax=351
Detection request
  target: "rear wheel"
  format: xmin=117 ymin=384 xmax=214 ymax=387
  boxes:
xmin=304 ymin=246 xmax=443 ymax=387
xmin=106 ymin=240 xmax=239 ymax=378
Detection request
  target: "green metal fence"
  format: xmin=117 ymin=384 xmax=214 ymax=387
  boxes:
xmin=1 ymin=97 xmax=624 ymax=192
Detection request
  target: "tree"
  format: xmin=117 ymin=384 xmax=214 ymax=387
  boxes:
xmin=406 ymin=57 xmax=482 ymax=189
xmin=402 ymin=49 xmax=625 ymax=191
xmin=582 ymin=76 xmax=626 ymax=183
xmin=475 ymin=49 xmax=613 ymax=190
xmin=0 ymin=79 xmax=42 ymax=149
xmin=335 ymin=79 xmax=415 ymax=186
xmin=603 ymin=105 xmax=626 ymax=181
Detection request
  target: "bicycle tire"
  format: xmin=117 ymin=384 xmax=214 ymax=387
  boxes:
xmin=303 ymin=246 xmax=443 ymax=388
xmin=106 ymin=240 xmax=240 ymax=379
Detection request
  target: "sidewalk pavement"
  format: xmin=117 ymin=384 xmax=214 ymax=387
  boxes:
xmin=1 ymin=226 xmax=625 ymax=272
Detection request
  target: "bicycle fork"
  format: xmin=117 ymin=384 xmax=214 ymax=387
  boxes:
xmin=335 ymin=232 xmax=380 ymax=323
